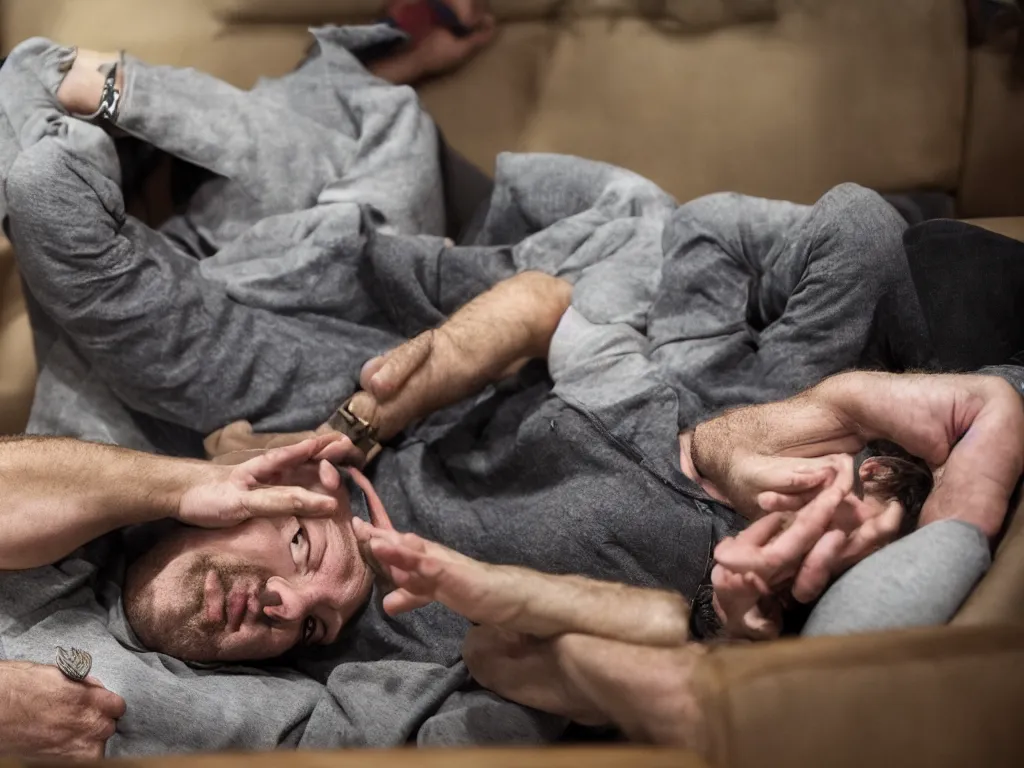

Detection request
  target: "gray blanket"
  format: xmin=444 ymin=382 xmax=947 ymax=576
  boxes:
xmin=0 ymin=27 xmax=932 ymax=755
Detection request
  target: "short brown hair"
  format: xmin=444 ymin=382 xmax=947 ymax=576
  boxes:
xmin=860 ymin=440 xmax=934 ymax=537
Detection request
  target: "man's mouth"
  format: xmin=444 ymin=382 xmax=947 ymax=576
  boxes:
xmin=203 ymin=570 xmax=225 ymax=625
xmin=204 ymin=569 xmax=258 ymax=632
xmin=225 ymin=586 xmax=255 ymax=632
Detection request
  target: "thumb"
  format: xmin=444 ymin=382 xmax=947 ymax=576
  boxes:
xmin=367 ymin=332 xmax=435 ymax=400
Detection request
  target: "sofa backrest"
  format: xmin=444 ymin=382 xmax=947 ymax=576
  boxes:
xmin=1 ymin=0 xmax=973 ymax=207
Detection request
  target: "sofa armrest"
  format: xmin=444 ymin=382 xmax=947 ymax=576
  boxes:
xmin=963 ymin=217 xmax=1024 ymax=242
xmin=693 ymin=624 xmax=1024 ymax=768
xmin=955 ymin=493 xmax=1024 ymax=626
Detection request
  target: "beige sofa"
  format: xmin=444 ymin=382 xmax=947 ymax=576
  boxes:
xmin=1 ymin=2 xmax=1024 ymax=766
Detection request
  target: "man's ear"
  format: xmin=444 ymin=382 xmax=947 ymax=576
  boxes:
xmin=858 ymin=456 xmax=886 ymax=483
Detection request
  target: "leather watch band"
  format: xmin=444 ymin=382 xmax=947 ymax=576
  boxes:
xmin=326 ymin=396 xmax=382 ymax=463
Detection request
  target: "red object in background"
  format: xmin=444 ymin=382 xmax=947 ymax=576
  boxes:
xmin=387 ymin=1 xmax=445 ymax=44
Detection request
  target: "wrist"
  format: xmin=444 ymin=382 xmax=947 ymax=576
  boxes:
xmin=137 ymin=456 xmax=222 ymax=526
xmin=810 ymin=372 xmax=882 ymax=441
xmin=689 ymin=422 xmax=726 ymax=486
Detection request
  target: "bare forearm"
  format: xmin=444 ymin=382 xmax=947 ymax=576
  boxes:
xmin=553 ymin=635 xmax=707 ymax=745
xmin=0 ymin=437 xmax=212 ymax=569
xmin=494 ymin=567 xmax=689 ymax=647
xmin=351 ymin=272 xmax=572 ymax=440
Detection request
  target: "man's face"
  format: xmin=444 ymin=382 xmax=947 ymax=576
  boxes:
xmin=123 ymin=489 xmax=373 ymax=663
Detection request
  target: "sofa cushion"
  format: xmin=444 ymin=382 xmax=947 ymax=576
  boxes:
xmin=695 ymin=624 xmax=1024 ymax=768
xmin=958 ymin=39 xmax=1024 ymax=217
xmin=515 ymin=0 xmax=966 ymax=204
xmin=0 ymin=236 xmax=35 ymax=434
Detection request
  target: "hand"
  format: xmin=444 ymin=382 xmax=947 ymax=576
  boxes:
xmin=683 ymin=427 xmax=854 ymax=519
xmin=710 ymin=565 xmax=782 ymax=641
xmin=692 ymin=372 xmax=1024 ymax=540
xmin=713 ymin=474 xmax=856 ymax=602
xmin=177 ymin=436 xmax=347 ymax=528
xmin=352 ymin=519 xmax=530 ymax=627
xmin=413 ymin=16 xmax=496 ymax=76
xmin=394 ymin=0 xmax=497 ymax=77
xmin=0 ymin=661 xmax=126 ymax=759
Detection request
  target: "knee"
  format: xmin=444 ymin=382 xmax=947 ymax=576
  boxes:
xmin=818 ymin=183 xmax=906 ymax=246
xmin=664 ymin=192 xmax=744 ymax=252
xmin=811 ymin=183 xmax=908 ymax=275
xmin=672 ymin=192 xmax=744 ymax=229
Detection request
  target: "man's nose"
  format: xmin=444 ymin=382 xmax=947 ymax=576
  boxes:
xmin=261 ymin=576 xmax=311 ymax=624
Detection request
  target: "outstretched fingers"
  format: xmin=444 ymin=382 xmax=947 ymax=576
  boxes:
xmin=715 ymin=482 xmax=847 ymax=581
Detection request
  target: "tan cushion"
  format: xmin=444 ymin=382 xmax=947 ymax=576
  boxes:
xmin=0 ymin=237 xmax=35 ymax=435
xmin=696 ymin=623 xmax=1024 ymax=768
xmin=1 ymin=1 xmax=221 ymax=60
xmin=958 ymin=38 xmax=1024 ymax=217
xmin=418 ymin=22 xmax=559 ymax=173
xmin=515 ymin=0 xmax=966 ymax=204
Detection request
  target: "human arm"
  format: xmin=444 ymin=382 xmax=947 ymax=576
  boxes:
xmin=369 ymin=0 xmax=496 ymax=85
xmin=690 ymin=371 xmax=1024 ymax=539
xmin=0 ymin=436 xmax=344 ymax=570
xmin=354 ymin=519 xmax=690 ymax=645
xmin=204 ymin=270 xmax=571 ymax=459
xmin=0 ymin=661 xmax=126 ymax=759
xmin=356 ymin=520 xmax=700 ymax=734
xmin=356 ymin=521 xmax=712 ymax=741
xmin=347 ymin=270 xmax=572 ymax=440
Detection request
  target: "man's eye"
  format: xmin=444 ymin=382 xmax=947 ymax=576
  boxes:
xmin=302 ymin=616 xmax=317 ymax=645
xmin=290 ymin=527 xmax=309 ymax=567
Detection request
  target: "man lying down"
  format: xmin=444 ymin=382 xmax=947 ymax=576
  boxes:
xmin=2 ymin=27 xmax=1023 ymax=758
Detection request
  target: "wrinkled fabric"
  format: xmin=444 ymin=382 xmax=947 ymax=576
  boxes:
xmin=0 ymin=28 xmax=938 ymax=756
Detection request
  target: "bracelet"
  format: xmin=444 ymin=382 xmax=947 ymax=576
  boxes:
xmin=78 ymin=50 xmax=124 ymax=122
xmin=326 ymin=395 xmax=382 ymax=462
